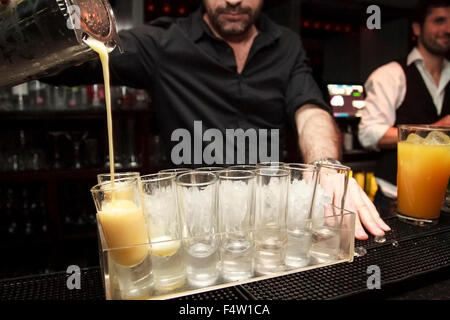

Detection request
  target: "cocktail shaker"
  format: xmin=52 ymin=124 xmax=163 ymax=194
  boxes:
xmin=0 ymin=0 xmax=121 ymax=87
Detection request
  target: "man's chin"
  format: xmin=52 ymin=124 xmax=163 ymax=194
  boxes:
xmin=422 ymin=39 xmax=450 ymax=56
xmin=217 ymin=23 xmax=249 ymax=37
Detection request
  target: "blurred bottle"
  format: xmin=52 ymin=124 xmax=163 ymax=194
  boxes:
xmin=67 ymin=87 xmax=80 ymax=109
xmin=119 ymin=86 xmax=135 ymax=109
xmin=135 ymin=89 xmax=149 ymax=109
xmin=29 ymin=81 xmax=49 ymax=110
xmin=7 ymin=130 xmax=26 ymax=171
xmin=343 ymin=125 xmax=353 ymax=152
xmin=88 ymin=84 xmax=105 ymax=108
xmin=11 ymin=83 xmax=29 ymax=111
xmin=0 ymin=86 xmax=13 ymax=111
xmin=104 ymin=154 xmax=123 ymax=169
xmin=6 ymin=188 xmax=18 ymax=239
xmin=52 ymin=86 xmax=67 ymax=110
xmin=39 ymin=199 xmax=49 ymax=235
xmin=22 ymin=188 xmax=32 ymax=237
xmin=84 ymin=137 xmax=100 ymax=168
xmin=80 ymin=86 xmax=88 ymax=108
xmin=149 ymin=135 xmax=167 ymax=166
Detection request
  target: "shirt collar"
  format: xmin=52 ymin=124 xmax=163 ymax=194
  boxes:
xmin=189 ymin=6 xmax=281 ymax=43
xmin=407 ymin=47 xmax=423 ymax=66
xmin=407 ymin=47 xmax=450 ymax=87
xmin=407 ymin=47 xmax=450 ymax=70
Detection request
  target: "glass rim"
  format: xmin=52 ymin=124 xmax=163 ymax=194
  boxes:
xmin=90 ymin=177 xmax=139 ymax=193
xmin=97 ymin=171 xmax=140 ymax=180
xmin=256 ymin=161 xmax=285 ymax=167
xmin=176 ymin=171 xmax=219 ymax=187
xmin=398 ymin=124 xmax=450 ymax=131
xmin=256 ymin=167 xmax=289 ymax=177
xmin=194 ymin=166 xmax=226 ymax=172
xmin=228 ymin=165 xmax=258 ymax=170
xmin=140 ymin=172 xmax=176 ymax=183
xmin=97 ymin=171 xmax=140 ymax=176
xmin=218 ymin=169 xmax=255 ymax=180
xmin=159 ymin=168 xmax=192 ymax=174
xmin=285 ymin=163 xmax=317 ymax=171
xmin=317 ymin=163 xmax=351 ymax=172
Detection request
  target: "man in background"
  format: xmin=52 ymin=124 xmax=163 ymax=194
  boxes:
xmin=359 ymin=0 xmax=450 ymax=214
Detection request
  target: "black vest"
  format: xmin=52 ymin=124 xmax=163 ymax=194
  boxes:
xmin=375 ymin=59 xmax=450 ymax=185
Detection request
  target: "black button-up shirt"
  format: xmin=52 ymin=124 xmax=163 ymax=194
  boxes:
xmin=46 ymin=8 xmax=330 ymax=166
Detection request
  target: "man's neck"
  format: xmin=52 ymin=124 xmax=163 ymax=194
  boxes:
xmin=417 ymin=44 xmax=444 ymax=85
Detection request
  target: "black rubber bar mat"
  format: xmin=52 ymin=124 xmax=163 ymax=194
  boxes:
xmin=239 ymin=217 xmax=450 ymax=300
xmin=0 ymin=267 xmax=105 ymax=300
xmin=1 ymin=215 xmax=449 ymax=300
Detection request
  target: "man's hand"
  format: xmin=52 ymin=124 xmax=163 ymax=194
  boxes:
xmin=318 ymin=170 xmax=391 ymax=240
xmin=295 ymin=104 xmax=391 ymax=240
xmin=345 ymin=178 xmax=391 ymax=240
xmin=433 ymin=115 xmax=450 ymax=127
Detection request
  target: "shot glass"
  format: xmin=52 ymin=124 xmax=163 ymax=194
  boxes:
xmin=218 ymin=170 xmax=255 ymax=281
xmin=141 ymin=173 xmax=186 ymax=293
xmin=284 ymin=163 xmax=318 ymax=269
xmin=254 ymin=168 xmax=289 ymax=275
xmin=310 ymin=163 xmax=350 ymax=220
xmin=91 ymin=178 xmax=153 ymax=300
xmin=97 ymin=171 xmax=140 ymax=184
xmin=310 ymin=206 xmax=356 ymax=265
xmin=310 ymin=163 xmax=350 ymax=263
xmin=97 ymin=172 xmax=141 ymax=201
xmin=176 ymin=171 xmax=220 ymax=287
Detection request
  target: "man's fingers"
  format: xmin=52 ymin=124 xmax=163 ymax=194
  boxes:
xmin=348 ymin=179 xmax=385 ymax=237
xmin=354 ymin=213 xmax=368 ymax=240
xmin=360 ymin=189 xmax=391 ymax=232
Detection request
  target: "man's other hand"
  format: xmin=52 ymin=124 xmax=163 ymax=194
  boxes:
xmin=345 ymin=178 xmax=391 ymax=240
xmin=433 ymin=115 xmax=450 ymax=127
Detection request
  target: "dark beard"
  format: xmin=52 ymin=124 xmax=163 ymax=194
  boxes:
xmin=420 ymin=34 xmax=450 ymax=57
xmin=205 ymin=3 xmax=262 ymax=38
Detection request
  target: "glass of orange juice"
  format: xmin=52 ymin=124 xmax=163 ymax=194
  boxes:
xmin=397 ymin=125 xmax=450 ymax=225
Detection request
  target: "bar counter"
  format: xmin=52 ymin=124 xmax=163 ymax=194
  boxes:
xmin=1 ymin=212 xmax=450 ymax=300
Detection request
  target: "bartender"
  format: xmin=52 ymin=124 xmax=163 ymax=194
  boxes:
xmin=44 ymin=0 xmax=390 ymax=240
xmin=358 ymin=0 xmax=450 ymax=214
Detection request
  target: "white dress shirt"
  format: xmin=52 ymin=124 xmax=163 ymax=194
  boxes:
xmin=358 ymin=47 xmax=450 ymax=198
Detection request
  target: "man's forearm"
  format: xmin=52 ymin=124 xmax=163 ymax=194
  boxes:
xmin=377 ymin=127 xmax=398 ymax=149
xmin=295 ymin=104 xmax=342 ymax=163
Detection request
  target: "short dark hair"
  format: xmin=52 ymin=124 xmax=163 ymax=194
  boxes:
xmin=412 ymin=0 xmax=450 ymax=26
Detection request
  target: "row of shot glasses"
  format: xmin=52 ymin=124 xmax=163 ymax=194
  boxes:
xmin=90 ymin=162 xmax=354 ymax=299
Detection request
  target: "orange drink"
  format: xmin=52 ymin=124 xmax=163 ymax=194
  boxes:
xmin=91 ymin=178 xmax=149 ymax=266
xmin=397 ymin=125 xmax=450 ymax=225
